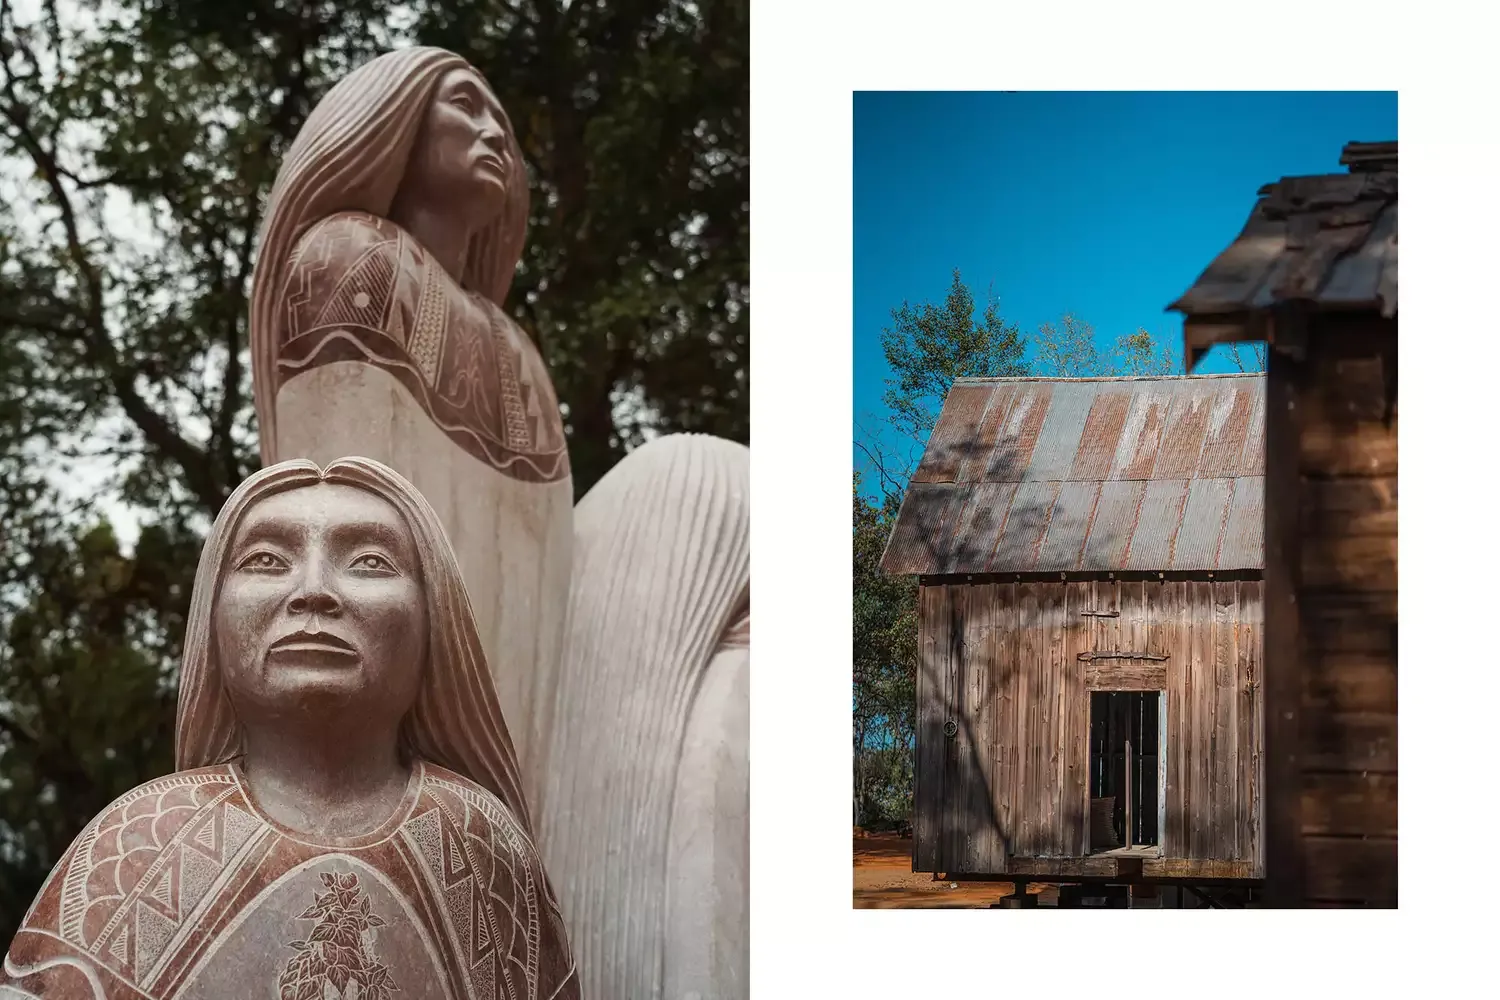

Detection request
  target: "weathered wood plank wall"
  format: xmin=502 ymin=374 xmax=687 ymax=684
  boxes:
xmin=1292 ymin=322 xmax=1398 ymax=906
xmin=914 ymin=577 xmax=1263 ymax=876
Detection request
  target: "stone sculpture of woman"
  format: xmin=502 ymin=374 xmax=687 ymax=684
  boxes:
xmin=0 ymin=457 xmax=577 ymax=1000
xmin=248 ymin=48 xmax=748 ymax=1000
xmin=248 ymin=47 xmax=566 ymax=790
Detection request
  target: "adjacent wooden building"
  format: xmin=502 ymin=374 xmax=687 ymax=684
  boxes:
xmin=1170 ymin=140 xmax=1397 ymax=907
xmin=882 ymin=373 xmax=1267 ymax=885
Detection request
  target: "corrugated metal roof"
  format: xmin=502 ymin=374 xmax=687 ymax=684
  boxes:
xmin=1170 ymin=140 xmax=1397 ymax=369
xmin=880 ymin=374 xmax=1264 ymax=575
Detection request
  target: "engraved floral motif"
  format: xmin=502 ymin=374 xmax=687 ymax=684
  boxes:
xmin=278 ymin=871 xmax=396 ymax=1000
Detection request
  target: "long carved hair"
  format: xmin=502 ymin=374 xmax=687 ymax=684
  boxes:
xmin=175 ymin=457 xmax=535 ymax=835
xmin=248 ymin=46 xmax=529 ymax=465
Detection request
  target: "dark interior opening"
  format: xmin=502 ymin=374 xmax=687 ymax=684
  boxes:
xmin=1088 ymin=691 xmax=1160 ymax=850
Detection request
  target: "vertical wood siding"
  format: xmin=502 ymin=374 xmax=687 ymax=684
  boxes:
xmin=1292 ymin=323 xmax=1398 ymax=906
xmin=914 ymin=577 xmax=1263 ymax=875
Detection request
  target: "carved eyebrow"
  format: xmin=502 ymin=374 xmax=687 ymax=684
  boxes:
xmin=230 ymin=516 xmax=301 ymax=554
xmin=327 ymin=520 xmax=416 ymax=562
xmin=447 ymin=76 xmax=484 ymax=103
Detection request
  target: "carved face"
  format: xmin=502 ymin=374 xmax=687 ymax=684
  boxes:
xmin=401 ymin=66 xmax=512 ymax=221
xmin=213 ymin=482 xmax=427 ymax=730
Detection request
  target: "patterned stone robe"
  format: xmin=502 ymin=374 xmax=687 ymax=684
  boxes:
xmin=0 ymin=762 xmax=578 ymax=1000
xmin=271 ymin=211 xmax=568 ymax=485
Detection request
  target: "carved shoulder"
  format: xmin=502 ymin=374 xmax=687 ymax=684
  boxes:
xmin=3 ymin=767 xmax=243 ymax=991
xmin=416 ymin=763 xmax=578 ymax=997
xmin=419 ymin=763 xmax=518 ymax=826
xmin=281 ymin=211 xmax=407 ymax=340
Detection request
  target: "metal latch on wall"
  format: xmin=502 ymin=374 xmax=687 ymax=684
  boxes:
xmin=943 ymin=720 xmax=958 ymax=738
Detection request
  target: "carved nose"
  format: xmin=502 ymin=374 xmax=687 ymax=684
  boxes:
xmin=287 ymin=590 xmax=342 ymax=618
xmin=477 ymin=117 xmax=505 ymax=149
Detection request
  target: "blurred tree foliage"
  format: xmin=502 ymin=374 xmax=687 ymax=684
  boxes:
xmin=852 ymin=473 xmax=916 ymax=831
xmin=0 ymin=0 xmax=746 ymax=940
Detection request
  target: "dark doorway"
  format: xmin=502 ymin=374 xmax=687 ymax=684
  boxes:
xmin=1089 ymin=691 xmax=1162 ymax=849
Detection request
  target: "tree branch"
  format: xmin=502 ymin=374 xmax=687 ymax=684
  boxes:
xmin=0 ymin=65 xmax=222 ymax=512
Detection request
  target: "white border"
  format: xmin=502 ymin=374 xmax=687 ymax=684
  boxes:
xmin=752 ymin=0 xmax=1497 ymax=996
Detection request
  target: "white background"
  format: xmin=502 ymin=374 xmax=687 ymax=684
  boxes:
xmin=750 ymin=0 xmax=1493 ymax=995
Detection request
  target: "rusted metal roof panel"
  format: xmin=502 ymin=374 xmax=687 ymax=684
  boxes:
xmin=1080 ymin=480 xmax=1146 ymax=571
xmin=956 ymin=385 xmax=1018 ymax=483
xmin=879 ymin=484 xmax=954 ymax=575
xmin=1025 ymin=384 xmax=1093 ymax=482
xmin=948 ymin=481 xmax=1018 ymax=570
xmin=1152 ymin=382 xmax=1213 ymax=480
xmin=1069 ymin=389 xmax=1133 ymax=481
xmin=1036 ymin=480 xmax=1100 ymax=571
xmin=1124 ymin=480 xmax=1190 ymax=571
xmin=982 ymin=382 xmax=1052 ymax=481
xmin=1109 ymin=384 xmax=1173 ymax=481
xmin=912 ymin=382 xmax=992 ymax=483
xmin=1240 ymin=384 xmax=1267 ymax=477
xmin=880 ymin=374 xmax=1266 ymax=575
xmin=989 ymin=480 xmax=1059 ymax=572
xmin=1199 ymin=383 xmax=1256 ymax=479
xmin=1172 ymin=478 xmax=1235 ymax=570
xmin=1219 ymin=478 xmax=1264 ymax=570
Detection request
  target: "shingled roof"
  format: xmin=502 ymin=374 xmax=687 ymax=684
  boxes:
xmin=880 ymin=374 xmax=1264 ymax=575
xmin=1170 ymin=140 xmax=1397 ymax=369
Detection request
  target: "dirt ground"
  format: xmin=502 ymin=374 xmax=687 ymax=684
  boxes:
xmin=852 ymin=831 xmax=1056 ymax=908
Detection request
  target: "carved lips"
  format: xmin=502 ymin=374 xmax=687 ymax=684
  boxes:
xmin=474 ymin=150 xmax=507 ymax=186
xmin=268 ymin=628 xmax=359 ymax=664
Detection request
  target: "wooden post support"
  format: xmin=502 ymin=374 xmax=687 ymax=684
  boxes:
xmin=1263 ymin=345 xmax=1307 ymax=906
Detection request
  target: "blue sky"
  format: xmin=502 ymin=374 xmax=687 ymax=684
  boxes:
xmin=853 ymin=91 xmax=1398 ymax=484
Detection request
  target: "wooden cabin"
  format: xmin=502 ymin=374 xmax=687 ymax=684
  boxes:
xmin=1170 ymin=140 xmax=1397 ymax=907
xmin=881 ymin=373 xmax=1267 ymax=888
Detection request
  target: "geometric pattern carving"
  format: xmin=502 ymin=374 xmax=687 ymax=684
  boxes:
xmin=176 ymin=844 xmax=220 ymax=921
xmin=140 ymin=862 xmax=178 ymax=920
xmin=274 ymin=212 xmax=569 ymax=484
xmin=1 ymin=762 xmax=577 ymax=999
xmin=133 ymin=902 xmax=176 ymax=973
xmin=105 ymin=922 xmax=129 ymax=968
xmin=402 ymin=772 xmax=555 ymax=1000
xmin=223 ymin=804 xmax=259 ymax=861
xmin=408 ymin=254 xmax=449 ymax=386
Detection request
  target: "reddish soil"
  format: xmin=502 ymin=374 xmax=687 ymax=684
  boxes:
xmin=853 ymin=831 xmax=1053 ymax=909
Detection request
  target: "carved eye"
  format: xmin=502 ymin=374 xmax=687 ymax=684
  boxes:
xmin=351 ymin=553 xmax=395 ymax=574
xmin=451 ymin=92 xmax=473 ymax=112
xmin=238 ymin=551 xmax=285 ymax=572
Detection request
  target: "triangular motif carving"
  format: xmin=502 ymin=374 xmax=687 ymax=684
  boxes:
xmin=134 ymin=900 xmax=177 ymax=974
xmin=140 ymin=858 xmax=178 ymax=920
xmin=471 ymin=949 xmax=496 ymax=998
xmin=403 ymin=807 xmax=443 ymax=877
xmin=177 ymin=843 xmax=220 ymax=917
xmin=192 ymin=810 xmax=221 ymax=860
xmin=222 ymin=802 xmax=260 ymax=860
xmin=105 ymin=920 xmax=131 ymax=969
xmin=470 ymin=883 xmax=494 ymax=964
xmin=444 ymin=876 xmax=473 ymax=960
xmin=440 ymin=820 xmax=470 ymax=888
